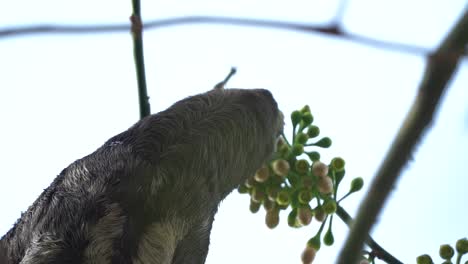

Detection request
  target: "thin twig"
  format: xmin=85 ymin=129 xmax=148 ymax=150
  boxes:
xmin=131 ymin=0 xmax=150 ymax=118
xmin=0 ymin=16 xmax=453 ymax=56
xmin=213 ymin=67 xmax=237 ymax=89
xmin=336 ymin=206 xmax=403 ymax=264
xmin=336 ymin=10 xmax=468 ymax=264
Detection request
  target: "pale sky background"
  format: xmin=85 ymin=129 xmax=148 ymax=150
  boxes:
xmin=0 ymin=1 xmax=467 ymax=263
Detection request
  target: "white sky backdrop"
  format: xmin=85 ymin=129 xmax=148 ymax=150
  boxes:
xmin=0 ymin=0 xmax=467 ymax=263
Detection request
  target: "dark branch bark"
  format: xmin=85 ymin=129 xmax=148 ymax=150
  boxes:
xmin=336 ymin=10 xmax=468 ymax=264
xmin=336 ymin=206 xmax=403 ymax=264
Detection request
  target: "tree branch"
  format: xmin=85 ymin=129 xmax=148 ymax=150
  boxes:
xmin=0 ymin=16 xmax=456 ymax=56
xmin=336 ymin=206 xmax=403 ymax=264
xmin=213 ymin=67 xmax=237 ymax=89
xmin=130 ymin=0 xmax=150 ymax=118
xmin=336 ymin=9 xmax=468 ymax=264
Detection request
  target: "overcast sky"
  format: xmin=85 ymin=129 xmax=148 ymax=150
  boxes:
xmin=1 ymin=0 xmax=467 ymax=263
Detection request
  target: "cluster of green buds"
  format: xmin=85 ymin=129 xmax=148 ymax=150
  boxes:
xmin=417 ymin=238 xmax=468 ymax=264
xmin=237 ymin=105 xmax=364 ymax=264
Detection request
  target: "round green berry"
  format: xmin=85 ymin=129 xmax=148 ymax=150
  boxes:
xmin=300 ymin=105 xmax=311 ymax=113
xmin=297 ymin=189 xmax=313 ymax=204
xmin=331 ymin=157 xmax=345 ymax=172
xmin=307 ymin=235 xmax=321 ymax=251
xmin=439 ymin=244 xmax=454 ymax=260
xmin=307 ymin=125 xmax=320 ymax=138
xmin=251 ymin=187 xmax=265 ymax=203
xmin=276 ymin=190 xmax=290 ymax=206
xmin=272 ymin=159 xmax=290 ymax=177
xmin=456 ymin=238 xmax=468 ymax=254
xmin=291 ymin=144 xmax=304 ymax=156
xmin=295 ymin=159 xmax=310 ymax=175
xmin=302 ymin=113 xmax=314 ymax=126
xmin=322 ymin=200 xmax=337 ymax=214
xmin=416 ymin=254 xmax=433 ymax=264
xmin=296 ymin=132 xmax=309 ymax=144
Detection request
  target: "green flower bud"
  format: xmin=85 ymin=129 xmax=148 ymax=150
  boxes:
xmin=307 ymin=125 xmax=320 ymax=138
xmin=266 ymin=186 xmax=280 ymax=202
xmin=335 ymin=169 xmax=346 ymax=185
xmin=297 ymin=206 xmax=313 ymax=226
xmin=302 ymin=113 xmax=314 ymax=126
xmin=302 ymin=177 xmax=314 ymax=189
xmin=249 ymin=199 xmax=261 ymax=213
xmin=298 ymin=189 xmax=313 ymax=204
xmin=292 ymin=144 xmax=304 ymax=156
xmin=276 ymin=190 xmax=290 ymax=206
xmin=265 ymin=209 xmax=280 ymax=229
xmin=296 ymin=132 xmax=309 ymax=144
xmin=291 ymin=111 xmax=302 ymax=127
xmin=313 ymin=137 xmax=332 ymax=148
xmin=276 ymin=137 xmax=286 ymax=149
xmin=416 ymin=254 xmax=433 ymax=264
xmin=251 ymin=187 xmax=265 ymax=203
xmin=301 ymin=246 xmax=316 ymax=264
xmin=277 ymin=202 xmax=289 ymax=210
xmin=237 ymin=184 xmax=249 ymax=194
xmin=278 ymin=144 xmax=290 ymax=158
xmin=295 ymin=159 xmax=310 ymax=175
xmin=331 ymin=157 xmax=345 ymax=172
xmin=254 ymin=165 xmax=270 ymax=183
xmin=312 ymin=161 xmax=328 ymax=178
xmin=323 ymin=228 xmax=334 ymax=246
xmin=350 ymin=177 xmax=364 ymax=193
xmin=244 ymin=177 xmax=256 ymax=188
xmin=306 ymin=151 xmax=320 ymax=162
xmin=300 ymin=105 xmax=311 ymax=113
xmin=314 ymin=206 xmax=326 ymax=222
xmin=439 ymin=244 xmax=455 ymax=260
xmin=288 ymin=208 xmax=299 ymax=227
xmin=263 ymin=198 xmax=276 ymax=211
xmin=456 ymin=238 xmax=468 ymax=254
xmin=322 ymin=200 xmax=337 ymax=215
xmin=272 ymin=159 xmax=290 ymax=177
xmin=318 ymin=176 xmax=333 ymax=195
xmin=307 ymin=235 xmax=321 ymax=251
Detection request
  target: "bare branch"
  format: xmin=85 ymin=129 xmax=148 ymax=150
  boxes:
xmin=336 ymin=206 xmax=403 ymax=264
xmin=336 ymin=9 xmax=468 ymax=264
xmin=0 ymin=16 xmax=446 ymax=56
xmin=131 ymin=0 xmax=150 ymax=119
xmin=213 ymin=67 xmax=237 ymax=90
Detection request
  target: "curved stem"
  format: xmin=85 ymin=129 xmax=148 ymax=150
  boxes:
xmin=336 ymin=206 xmax=403 ymax=264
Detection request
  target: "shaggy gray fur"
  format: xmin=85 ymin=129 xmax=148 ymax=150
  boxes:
xmin=0 ymin=88 xmax=283 ymax=264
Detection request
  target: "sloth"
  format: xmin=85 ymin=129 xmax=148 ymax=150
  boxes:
xmin=0 ymin=88 xmax=283 ymax=264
